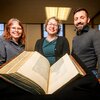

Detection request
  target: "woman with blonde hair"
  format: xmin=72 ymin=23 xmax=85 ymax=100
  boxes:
xmin=35 ymin=17 xmax=70 ymax=65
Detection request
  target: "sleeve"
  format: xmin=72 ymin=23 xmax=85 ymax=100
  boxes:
xmin=93 ymin=30 xmax=100 ymax=78
xmin=62 ymin=37 xmax=70 ymax=55
xmin=34 ymin=40 xmax=40 ymax=51
xmin=0 ymin=38 xmax=6 ymax=65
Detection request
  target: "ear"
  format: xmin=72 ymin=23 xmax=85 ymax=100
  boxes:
xmin=87 ymin=17 xmax=90 ymax=23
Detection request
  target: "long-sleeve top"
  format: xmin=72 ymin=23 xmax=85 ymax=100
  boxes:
xmin=0 ymin=36 xmax=25 ymax=66
xmin=34 ymin=36 xmax=70 ymax=64
xmin=72 ymin=25 xmax=100 ymax=78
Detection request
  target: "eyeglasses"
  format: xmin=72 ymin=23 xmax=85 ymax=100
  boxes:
xmin=47 ymin=23 xmax=58 ymax=27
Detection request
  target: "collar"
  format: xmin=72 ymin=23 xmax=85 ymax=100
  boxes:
xmin=76 ymin=25 xmax=89 ymax=35
xmin=10 ymin=39 xmax=22 ymax=46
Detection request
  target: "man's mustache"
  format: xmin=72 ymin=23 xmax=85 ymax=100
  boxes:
xmin=76 ymin=22 xmax=83 ymax=26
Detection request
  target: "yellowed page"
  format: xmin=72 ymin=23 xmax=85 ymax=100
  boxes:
xmin=48 ymin=53 xmax=80 ymax=94
xmin=17 ymin=51 xmax=50 ymax=93
xmin=6 ymin=51 xmax=33 ymax=73
xmin=69 ymin=55 xmax=86 ymax=76
xmin=0 ymin=51 xmax=27 ymax=73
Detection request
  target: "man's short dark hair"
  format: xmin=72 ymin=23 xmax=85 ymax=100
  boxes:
xmin=73 ymin=8 xmax=89 ymax=17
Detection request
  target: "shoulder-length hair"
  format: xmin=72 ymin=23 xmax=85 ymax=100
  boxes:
xmin=3 ymin=18 xmax=26 ymax=45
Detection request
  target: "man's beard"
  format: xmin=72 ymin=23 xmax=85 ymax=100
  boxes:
xmin=75 ymin=22 xmax=85 ymax=32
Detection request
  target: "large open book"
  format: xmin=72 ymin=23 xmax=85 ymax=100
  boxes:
xmin=0 ymin=51 xmax=86 ymax=94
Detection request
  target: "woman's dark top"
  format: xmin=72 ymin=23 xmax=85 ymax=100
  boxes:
xmin=0 ymin=36 xmax=25 ymax=65
xmin=34 ymin=36 xmax=70 ymax=65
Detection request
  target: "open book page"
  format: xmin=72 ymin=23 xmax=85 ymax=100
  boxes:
xmin=0 ymin=51 xmax=27 ymax=73
xmin=47 ymin=53 xmax=81 ymax=94
xmin=69 ymin=55 xmax=86 ymax=76
xmin=17 ymin=51 xmax=50 ymax=93
xmin=6 ymin=51 xmax=34 ymax=73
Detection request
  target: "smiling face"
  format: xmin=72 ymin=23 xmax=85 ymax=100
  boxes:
xmin=46 ymin=18 xmax=59 ymax=36
xmin=74 ymin=10 xmax=90 ymax=31
xmin=9 ymin=21 xmax=22 ymax=42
